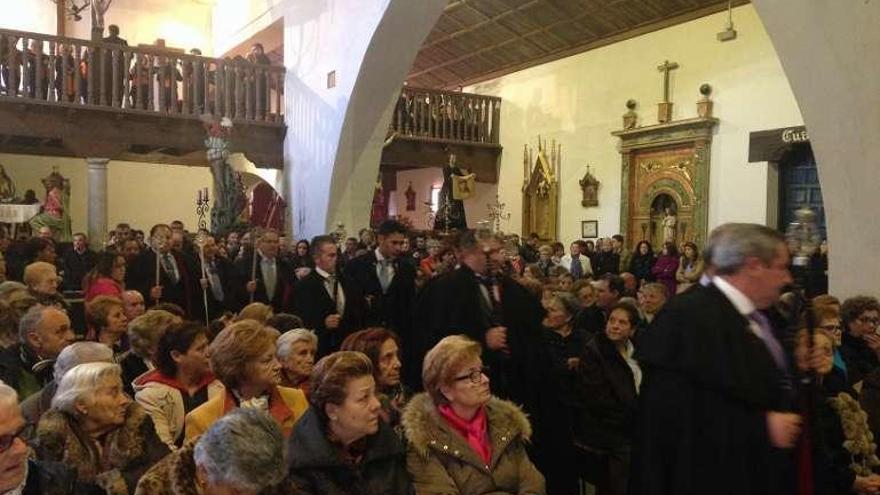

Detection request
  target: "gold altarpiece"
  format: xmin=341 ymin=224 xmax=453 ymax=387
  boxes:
xmin=521 ymin=139 xmax=560 ymax=241
xmin=613 ymin=117 xmax=718 ymax=249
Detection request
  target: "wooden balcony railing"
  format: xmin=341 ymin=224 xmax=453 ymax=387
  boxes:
xmin=391 ymin=86 xmax=501 ymax=145
xmin=0 ymin=28 xmax=285 ymax=124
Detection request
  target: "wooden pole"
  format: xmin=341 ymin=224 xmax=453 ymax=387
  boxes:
xmin=57 ymin=0 xmax=66 ymax=37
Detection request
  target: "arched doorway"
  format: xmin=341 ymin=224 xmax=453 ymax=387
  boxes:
xmin=241 ymin=173 xmax=285 ymax=231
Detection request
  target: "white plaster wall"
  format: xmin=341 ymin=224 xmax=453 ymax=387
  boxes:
xmin=1 ymin=153 xmax=211 ymax=237
xmin=466 ymin=5 xmax=803 ymax=245
xmin=63 ymin=0 xmax=214 ymax=53
xmin=212 ymin=0 xmax=287 ymax=56
xmin=392 ymin=168 xmax=498 ymax=231
xmin=752 ymin=0 xmax=880 ymax=298
xmin=0 ymin=2 xmax=57 ymax=34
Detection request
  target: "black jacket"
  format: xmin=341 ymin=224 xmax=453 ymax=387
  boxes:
xmin=23 ymin=459 xmax=84 ymax=495
xmin=128 ymin=249 xmax=199 ymax=318
xmin=231 ymin=253 xmax=295 ymax=313
xmin=629 ymin=254 xmax=656 ymax=284
xmin=0 ymin=344 xmax=52 ymax=401
xmin=288 ymin=408 xmax=413 ymax=495
xmin=60 ymin=248 xmax=96 ymax=292
xmin=593 ymin=251 xmax=620 ymax=277
xmin=293 ymin=270 xmax=365 ymax=357
xmin=630 ymin=283 xmax=782 ymax=495
xmin=345 ymin=251 xmax=416 ymax=335
xmin=840 ymin=331 xmax=879 ymax=386
xmin=573 ymin=332 xmax=638 ymax=450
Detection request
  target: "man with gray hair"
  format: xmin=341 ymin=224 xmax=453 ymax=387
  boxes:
xmin=631 ymin=223 xmax=800 ymax=495
xmin=0 ymin=380 xmax=77 ymax=494
xmin=135 ymin=408 xmax=291 ymax=494
xmin=0 ymin=304 xmax=75 ymax=400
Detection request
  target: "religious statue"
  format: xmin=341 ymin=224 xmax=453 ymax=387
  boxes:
xmin=522 ymin=138 xmax=560 ymax=241
xmin=623 ymin=99 xmax=638 ymax=130
xmin=579 ymin=165 xmax=600 ymax=207
xmin=29 ymin=170 xmax=72 ymax=241
xmin=404 ymin=182 xmax=416 ymax=211
xmin=0 ymin=164 xmax=16 ymax=202
xmin=663 ymin=207 xmax=677 ymax=244
xmin=369 ymin=180 xmax=387 ymax=228
xmin=433 ymin=153 xmax=468 ymax=232
xmin=203 ymin=114 xmax=247 ymax=233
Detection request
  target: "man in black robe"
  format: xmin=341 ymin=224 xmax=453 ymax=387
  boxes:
xmin=432 ymin=154 xmax=467 ymax=231
xmin=631 ymin=223 xmax=801 ymax=495
xmin=293 ymin=235 xmax=364 ymax=357
xmin=128 ymin=224 xmax=199 ymax=318
xmin=231 ymin=229 xmax=294 ymax=313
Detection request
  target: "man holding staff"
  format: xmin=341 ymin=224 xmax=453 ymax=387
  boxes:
xmin=232 ymin=228 xmax=294 ymax=313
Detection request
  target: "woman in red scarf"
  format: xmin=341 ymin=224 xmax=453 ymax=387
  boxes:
xmin=402 ymin=335 xmax=546 ymax=495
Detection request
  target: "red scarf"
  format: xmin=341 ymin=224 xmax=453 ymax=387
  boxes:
xmin=438 ymin=404 xmax=491 ymax=465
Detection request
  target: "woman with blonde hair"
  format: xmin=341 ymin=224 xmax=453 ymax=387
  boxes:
xmin=402 ymin=335 xmax=545 ymax=495
xmin=235 ymin=301 xmax=274 ymax=323
xmin=184 ymin=320 xmax=308 ymax=440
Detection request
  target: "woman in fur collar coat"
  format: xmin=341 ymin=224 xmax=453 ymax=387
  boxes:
xmin=402 ymin=336 xmax=545 ymax=495
xmin=35 ymin=362 xmax=169 ymax=495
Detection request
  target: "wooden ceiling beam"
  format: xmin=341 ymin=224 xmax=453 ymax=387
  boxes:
xmin=417 ymin=0 xmax=544 ymax=52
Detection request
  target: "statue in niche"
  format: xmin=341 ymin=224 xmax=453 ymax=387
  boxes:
xmin=522 ymin=138 xmax=560 ymax=241
xmin=579 ymin=166 xmax=600 ymax=207
xmin=649 ymin=194 xmax=677 ymax=247
xmin=29 ymin=169 xmax=72 ymax=241
xmin=433 ymin=153 xmax=468 ymax=232
xmin=203 ymin=115 xmax=247 ymax=233
xmin=663 ymin=207 xmax=677 ymax=244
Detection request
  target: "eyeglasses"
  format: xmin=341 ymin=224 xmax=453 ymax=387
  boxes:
xmin=453 ymin=366 xmax=489 ymax=385
xmin=858 ymin=316 xmax=880 ymax=326
xmin=0 ymin=426 xmax=26 ymax=453
xmin=818 ymin=324 xmax=842 ymax=332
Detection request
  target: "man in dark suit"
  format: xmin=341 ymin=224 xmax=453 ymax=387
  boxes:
xmin=232 ymin=229 xmax=293 ymax=313
xmin=631 ymin=223 xmax=801 ymax=495
xmin=293 ymin=235 xmax=364 ymax=357
xmin=345 ymin=220 xmax=416 ymax=340
xmin=196 ymin=235 xmax=234 ymax=320
xmin=60 ymin=233 xmax=96 ymax=292
xmin=128 ymin=224 xmax=199 ymax=318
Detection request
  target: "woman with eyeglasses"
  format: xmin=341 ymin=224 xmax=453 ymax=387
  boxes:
xmin=839 ymin=296 xmax=880 ymax=385
xmin=402 ymin=335 xmax=545 ymax=495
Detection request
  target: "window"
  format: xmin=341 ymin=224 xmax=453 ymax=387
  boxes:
xmin=430 ymin=185 xmax=441 ymax=213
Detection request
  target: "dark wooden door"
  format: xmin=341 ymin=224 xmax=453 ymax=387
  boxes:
xmin=779 ymin=143 xmax=826 ymax=238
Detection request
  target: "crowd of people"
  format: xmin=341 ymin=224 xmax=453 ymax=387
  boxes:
xmin=0 ymin=213 xmax=868 ymax=495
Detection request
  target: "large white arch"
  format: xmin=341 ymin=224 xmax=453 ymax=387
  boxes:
xmin=752 ymin=1 xmax=880 ymax=297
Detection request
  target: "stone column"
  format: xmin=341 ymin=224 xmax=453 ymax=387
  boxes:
xmin=87 ymin=158 xmax=110 ymax=244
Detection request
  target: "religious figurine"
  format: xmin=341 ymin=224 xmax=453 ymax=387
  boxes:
xmin=579 ymin=165 xmax=600 ymax=207
xmin=405 ymin=182 xmax=416 ymax=211
xmin=203 ymin=114 xmax=247 ymax=233
xmin=433 ymin=153 xmax=468 ymax=232
xmin=29 ymin=170 xmax=72 ymax=241
xmin=623 ymin=99 xmax=638 ymax=130
xmin=0 ymin=164 xmax=16 ymax=202
xmin=663 ymin=207 xmax=677 ymax=244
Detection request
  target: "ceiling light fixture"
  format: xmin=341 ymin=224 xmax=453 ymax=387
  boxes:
xmin=716 ymin=0 xmax=737 ymax=42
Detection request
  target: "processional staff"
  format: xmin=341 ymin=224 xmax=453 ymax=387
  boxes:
xmin=195 ymin=187 xmax=210 ymax=326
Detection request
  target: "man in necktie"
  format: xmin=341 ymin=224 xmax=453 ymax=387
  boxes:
xmin=234 ymin=229 xmax=293 ymax=313
xmin=198 ymin=236 xmax=232 ymax=319
xmin=561 ymin=240 xmax=592 ymax=280
xmin=294 ymin=236 xmax=364 ymax=357
xmin=128 ymin=224 xmax=198 ymax=317
xmin=632 ymin=223 xmax=802 ymax=495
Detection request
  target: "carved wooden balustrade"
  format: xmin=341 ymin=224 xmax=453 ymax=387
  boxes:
xmin=0 ymin=28 xmax=285 ymax=124
xmin=391 ymin=86 xmax=501 ymax=145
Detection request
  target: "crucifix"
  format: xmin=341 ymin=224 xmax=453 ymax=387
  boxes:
xmin=657 ymin=59 xmax=679 ymax=123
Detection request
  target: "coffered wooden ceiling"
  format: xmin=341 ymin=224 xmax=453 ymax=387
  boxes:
xmin=407 ymin=0 xmax=749 ymax=89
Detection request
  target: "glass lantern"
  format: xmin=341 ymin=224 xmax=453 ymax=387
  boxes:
xmin=785 ymin=207 xmax=821 ymax=267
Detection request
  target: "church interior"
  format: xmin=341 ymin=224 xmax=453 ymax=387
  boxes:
xmin=0 ymin=0 xmax=878 ymax=494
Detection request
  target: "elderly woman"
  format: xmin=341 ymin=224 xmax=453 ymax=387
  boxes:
xmin=135 ymin=408 xmax=294 ymax=495
xmin=118 ymin=310 xmax=180 ymax=396
xmin=83 ymin=252 xmax=126 ymax=303
xmin=288 ymin=351 xmax=412 ymax=494
xmin=134 ymin=321 xmax=224 ymax=450
xmin=276 ymin=328 xmax=317 ymax=393
xmin=402 ymin=335 xmax=545 ymax=495
xmin=574 ymin=302 xmax=642 ymax=495
xmin=35 ymin=362 xmax=169 ymax=495
xmin=0 ymin=282 xmax=36 ymax=347
xmin=340 ymin=328 xmax=409 ymax=427
xmin=86 ymin=296 xmax=127 ymax=354
xmin=21 ymin=342 xmax=114 ymax=439
xmin=184 ymin=320 xmax=308 ymax=440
